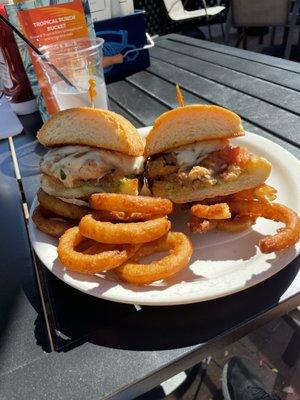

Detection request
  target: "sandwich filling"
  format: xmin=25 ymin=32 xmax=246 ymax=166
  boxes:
xmin=146 ymin=139 xmax=251 ymax=190
xmin=41 ymin=145 xmax=145 ymax=197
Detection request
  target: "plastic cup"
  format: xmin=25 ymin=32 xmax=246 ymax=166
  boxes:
xmin=35 ymin=38 xmax=108 ymax=111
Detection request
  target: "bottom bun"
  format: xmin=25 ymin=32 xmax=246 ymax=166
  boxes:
xmin=58 ymin=197 xmax=90 ymax=207
xmin=41 ymin=174 xmax=142 ymax=199
xmin=150 ymin=157 xmax=271 ymax=203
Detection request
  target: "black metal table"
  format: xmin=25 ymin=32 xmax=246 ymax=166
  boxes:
xmin=1 ymin=34 xmax=300 ymax=400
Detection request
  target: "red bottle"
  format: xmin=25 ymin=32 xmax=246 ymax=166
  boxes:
xmin=0 ymin=5 xmax=37 ymax=114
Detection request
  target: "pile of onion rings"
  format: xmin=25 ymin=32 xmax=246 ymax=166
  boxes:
xmin=34 ymin=179 xmax=298 ymax=281
xmin=56 ymin=192 xmax=192 ymax=282
xmin=189 ymin=184 xmax=300 ymax=253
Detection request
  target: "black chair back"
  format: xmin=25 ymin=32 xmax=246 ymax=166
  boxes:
xmin=133 ymin=0 xmax=228 ymax=36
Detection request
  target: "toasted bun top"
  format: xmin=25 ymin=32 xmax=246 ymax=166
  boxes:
xmin=145 ymin=105 xmax=244 ymax=156
xmin=37 ymin=108 xmax=144 ymax=156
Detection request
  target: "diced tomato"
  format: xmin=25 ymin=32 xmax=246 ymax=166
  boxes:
xmin=213 ymin=146 xmax=250 ymax=166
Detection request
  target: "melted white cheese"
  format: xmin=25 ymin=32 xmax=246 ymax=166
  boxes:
xmin=41 ymin=146 xmax=144 ymax=187
xmin=169 ymin=139 xmax=229 ymax=170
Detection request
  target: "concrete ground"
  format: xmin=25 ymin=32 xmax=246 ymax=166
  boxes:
xmin=176 ymin=318 xmax=300 ymax=400
xmin=200 ymin=22 xmax=300 ymax=61
xmin=137 ymin=319 xmax=299 ymax=400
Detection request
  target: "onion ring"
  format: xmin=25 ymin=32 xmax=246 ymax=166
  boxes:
xmin=216 ymin=215 xmax=257 ymax=232
xmin=188 ymin=216 xmax=217 ymax=233
xmin=188 ymin=214 xmax=256 ymax=234
xmin=75 ymin=238 xmax=118 ymax=255
xmin=75 ymin=238 xmax=98 ymax=253
xmin=191 ymin=203 xmax=231 ymax=220
xmin=197 ymin=185 xmax=277 ymax=206
xmin=115 ymin=232 xmax=193 ymax=284
xmin=230 ymin=184 xmax=277 ymax=202
xmin=58 ymin=227 xmax=140 ymax=273
xmin=92 ymin=210 xmax=165 ymax=222
xmin=227 ymin=200 xmax=300 ymax=252
xmin=199 ymin=196 xmax=229 ymax=205
xmin=32 ymin=206 xmax=75 ymax=237
xmin=38 ymin=189 xmax=89 ymax=220
xmin=79 ymin=215 xmax=171 ymax=244
xmin=90 ymin=193 xmax=173 ymax=215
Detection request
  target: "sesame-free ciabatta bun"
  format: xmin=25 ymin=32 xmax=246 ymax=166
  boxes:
xmin=41 ymin=174 xmax=104 ymax=198
xmin=150 ymin=157 xmax=271 ymax=204
xmin=37 ymin=108 xmax=144 ymax=156
xmin=145 ymin=105 xmax=244 ymax=156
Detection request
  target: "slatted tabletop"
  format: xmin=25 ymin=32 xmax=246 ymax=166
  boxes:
xmin=1 ymin=34 xmax=300 ymax=400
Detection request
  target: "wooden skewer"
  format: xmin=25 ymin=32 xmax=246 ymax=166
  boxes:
xmin=88 ymin=79 xmax=97 ymax=108
xmin=176 ymin=84 xmax=185 ymax=107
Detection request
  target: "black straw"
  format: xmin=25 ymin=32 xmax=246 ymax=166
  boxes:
xmin=0 ymin=13 xmax=76 ymax=89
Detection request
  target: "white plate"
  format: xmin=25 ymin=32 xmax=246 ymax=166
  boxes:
xmin=28 ymin=129 xmax=300 ymax=305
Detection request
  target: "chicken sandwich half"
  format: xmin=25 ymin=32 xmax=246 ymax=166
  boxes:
xmin=38 ymin=107 xmax=145 ymax=201
xmin=145 ymin=105 xmax=271 ymax=203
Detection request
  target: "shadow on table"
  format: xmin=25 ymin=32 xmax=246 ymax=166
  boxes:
xmin=0 ymin=140 xmax=44 ymax=179
xmin=0 ymin=110 xmax=43 ymax=179
xmin=18 ymin=111 xmax=43 ymax=139
xmin=38 ymin=254 xmax=299 ymax=353
xmin=88 ymin=254 xmax=299 ymax=351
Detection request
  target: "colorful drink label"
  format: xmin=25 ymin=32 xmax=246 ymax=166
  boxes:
xmin=18 ymin=0 xmax=90 ymax=115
